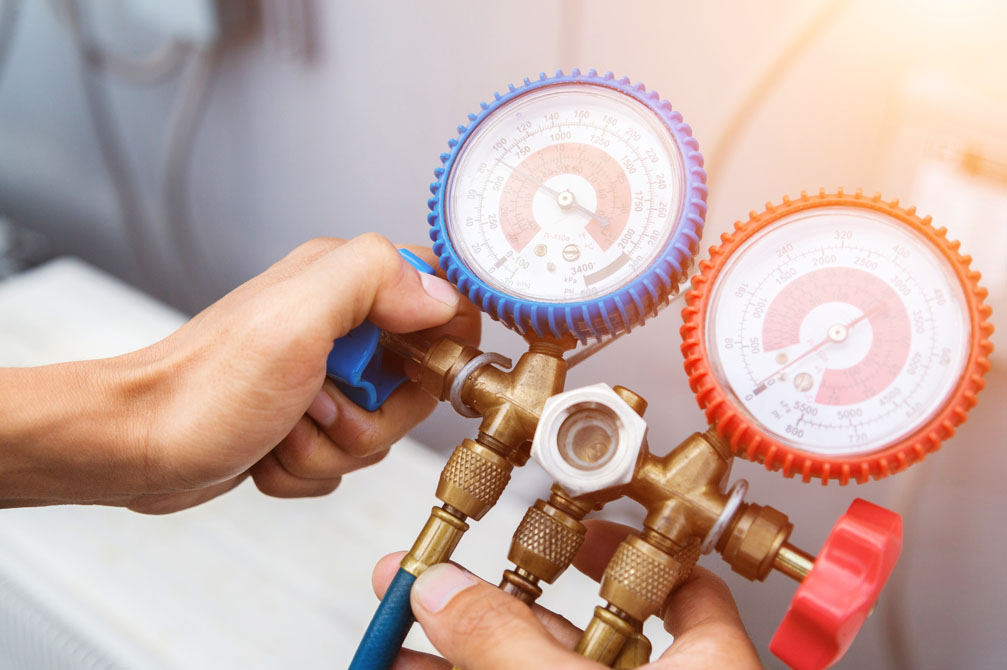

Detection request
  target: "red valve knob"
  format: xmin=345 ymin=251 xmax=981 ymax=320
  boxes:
xmin=770 ymin=499 xmax=902 ymax=670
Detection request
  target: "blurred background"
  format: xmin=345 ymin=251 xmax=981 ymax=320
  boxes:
xmin=0 ymin=0 xmax=1005 ymax=667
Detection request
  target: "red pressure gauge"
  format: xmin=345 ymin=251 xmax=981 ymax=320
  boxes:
xmin=681 ymin=190 xmax=993 ymax=483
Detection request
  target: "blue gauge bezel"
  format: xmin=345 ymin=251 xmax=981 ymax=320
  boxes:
xmin=427 ymin=68 xmax=708 ymax=342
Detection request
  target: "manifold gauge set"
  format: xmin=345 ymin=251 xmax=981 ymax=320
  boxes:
xmin=324 ymin=69 xmax=994 ymax=670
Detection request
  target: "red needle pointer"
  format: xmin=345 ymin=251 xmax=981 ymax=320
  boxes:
xmin=751 ymin=307 xmax=881 ymax=393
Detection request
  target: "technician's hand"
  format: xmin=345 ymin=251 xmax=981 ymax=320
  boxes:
xmin=370 ymin=520 xmax=762 ymax=670
xmin=0 ymin=235 xmax=479 ymax=512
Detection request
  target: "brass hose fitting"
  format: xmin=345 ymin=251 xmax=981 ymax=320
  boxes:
xmin=575 ymin=606 xmax=638 ymax=666
xmin=600 ymin=534 xmax=700 ymax=622
xmin=401 ymin=437 xmax=514 ymax=576
xmin=578 ymin=533 xmax=700 ymax=663
xmin=500 ymin=492 xmax=590 ymax=603
xmin=436 ymin=438 xmax=513 ymax=520
xmin=401 ymin=506 xmax=469 ymax=576
xmin=613 ymin=632 xmax=652 ymax=669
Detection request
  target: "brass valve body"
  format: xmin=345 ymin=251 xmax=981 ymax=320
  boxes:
xmin=564 ymin=425 xmax=810 ymax=666
xmin=629 ymin=430 xmax=733 ymax=548
xmin=394 ymin=332 xmax=574 ymax=579
xmin=381 ymin=332 xmax=816 ymax=667
xmin=464 ymin=338 xmax=570 ymax=455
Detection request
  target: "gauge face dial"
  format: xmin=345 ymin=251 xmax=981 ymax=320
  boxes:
xmin=444 ymin=84 xmax=686 ymax=303
xmin=706 ymin=206 xmax=971 ymax=456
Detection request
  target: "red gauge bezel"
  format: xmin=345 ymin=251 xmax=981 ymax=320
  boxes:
xmin=680 ymin=189 xmax=994 ymax=484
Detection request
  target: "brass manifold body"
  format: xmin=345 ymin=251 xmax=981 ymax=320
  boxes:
xmin=379 ymin=331 xmax=575 ymax=577
xmin=379 ymin=331 xmax=816 ymax=668
xmin=504 ymin=409 xmax=816 ymax=666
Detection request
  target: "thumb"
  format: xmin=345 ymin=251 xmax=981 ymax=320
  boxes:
xmin=304 ymin=233 xmax=460 ymax=337
xmin=411 ymin=563 xmax=595 ymax=670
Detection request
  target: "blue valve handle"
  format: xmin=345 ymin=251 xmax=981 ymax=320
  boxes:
xmin=325 ymin=249 xmax=435 ymax=411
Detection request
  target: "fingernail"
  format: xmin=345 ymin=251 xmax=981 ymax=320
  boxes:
xmin=413 ymin=564 xmax=478 ymax=613
xmin=419 ymin=273 xmax=460 ymax=307
xmin=307 ymin=389 xmax=338 ymax=428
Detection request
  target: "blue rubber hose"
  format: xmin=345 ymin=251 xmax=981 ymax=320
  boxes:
xmin=349 ymin=568 xmax=417 ymax=670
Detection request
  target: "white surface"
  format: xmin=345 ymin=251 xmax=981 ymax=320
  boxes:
xmin=0 ymin=257 xmax=618 ymax=667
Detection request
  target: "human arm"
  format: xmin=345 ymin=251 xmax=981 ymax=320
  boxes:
xmin=0 ymin=234 xmax=479 ymax=513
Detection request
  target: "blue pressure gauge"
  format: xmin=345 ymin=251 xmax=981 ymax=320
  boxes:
xmin=428 ymin=69 xmax=707 ymax=342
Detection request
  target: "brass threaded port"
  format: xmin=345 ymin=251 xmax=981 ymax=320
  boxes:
xmin=532 ymin=384 xmax=647 ymax=498
xmin=612 ymin=385 xmax=648 ymax=417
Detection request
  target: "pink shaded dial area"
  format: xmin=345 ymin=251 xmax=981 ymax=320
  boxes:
xmin=761 ymin=267 xmax=911 ymax=405
xmin=499 ymin=142 xmax=631 ymax=253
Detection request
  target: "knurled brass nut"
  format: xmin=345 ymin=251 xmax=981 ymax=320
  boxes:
xmin=531 ymin=383 xmax=647 ymax=497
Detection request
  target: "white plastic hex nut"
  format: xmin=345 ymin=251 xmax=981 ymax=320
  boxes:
xmin=531 ymin=383 xmax=647 ymax=498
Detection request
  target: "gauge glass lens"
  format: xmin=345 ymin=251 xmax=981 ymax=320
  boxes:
xmin=706 ymin=207 xmax=970 ymax=455
xmin=445 ymin=84 xmax=686 ymax=303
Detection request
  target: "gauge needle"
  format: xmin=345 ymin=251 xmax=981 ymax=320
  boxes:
xmin=497 ymin=159 xmax=611 ymax=226
xmin=750 ymin=307 xmax=880 ymax=393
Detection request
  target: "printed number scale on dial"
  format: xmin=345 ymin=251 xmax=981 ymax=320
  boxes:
xmin=445 ymin=84 xmax=686 ymax=303
xmin=706 ymin=206 xmax=970 ymax=456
